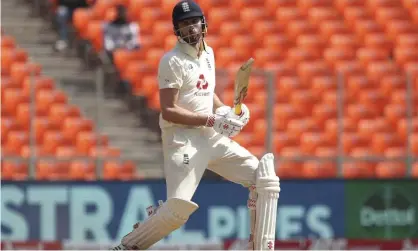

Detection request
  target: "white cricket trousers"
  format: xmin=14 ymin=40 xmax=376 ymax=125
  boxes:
xmin=161 ymin=126 xmax=259 ymax=201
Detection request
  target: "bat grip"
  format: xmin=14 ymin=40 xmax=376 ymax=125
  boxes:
xmin=234 ymin=104 xmax=242 ymax=116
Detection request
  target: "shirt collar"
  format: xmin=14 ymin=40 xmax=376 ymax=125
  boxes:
xmin=176 ymin=40 xmax=207 ymax=59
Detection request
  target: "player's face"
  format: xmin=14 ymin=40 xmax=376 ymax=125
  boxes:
xmin=177 ymin=17 xmax=203 ymax=45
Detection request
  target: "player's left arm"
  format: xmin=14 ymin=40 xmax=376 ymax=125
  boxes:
xmin=213 ymin=93 xmax=250 ymax=126
xmin=213 ymin=93 xmax=225 ymax=112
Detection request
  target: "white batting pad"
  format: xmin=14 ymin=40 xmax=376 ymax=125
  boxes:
xmin=254 ymin=153 xmax=281 ymax=250
xmin=121 ymin=198 xmax=198 ymax=249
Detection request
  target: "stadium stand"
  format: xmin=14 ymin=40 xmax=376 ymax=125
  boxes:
xmin=1 ymin=34 xmax=138 ymax=180
xmin=2 ymin=0 xmax=418 ymax=179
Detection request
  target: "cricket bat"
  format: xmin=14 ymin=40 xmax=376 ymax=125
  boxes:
xmin=234 ymin=58 xmax=254 ymax=115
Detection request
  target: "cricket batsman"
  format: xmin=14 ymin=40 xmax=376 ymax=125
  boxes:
xmin=112 ymin=1 xmax=281 ymax=250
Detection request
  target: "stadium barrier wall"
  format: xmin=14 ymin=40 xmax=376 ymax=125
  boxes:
xmin=2 ymin=179 xmax=417 ymax=245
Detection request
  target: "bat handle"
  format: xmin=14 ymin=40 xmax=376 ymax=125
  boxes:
xmin=234 ymin=104 xmax=242 ymax=116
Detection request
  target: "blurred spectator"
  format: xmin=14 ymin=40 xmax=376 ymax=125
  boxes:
xmin=55 ymin=0 xmax=91 ymax=51
xmin=100 ymin=5 xmax=140 ymax=95
xmin=102 ymin=5 xmax=140 ymax=63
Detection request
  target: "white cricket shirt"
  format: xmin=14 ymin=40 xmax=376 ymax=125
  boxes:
xmin=157 ymin=41 xmax=216 ymax=129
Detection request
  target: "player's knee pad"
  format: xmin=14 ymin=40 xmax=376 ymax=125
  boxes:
xmin=122 ymin=198 xmax=198 ymax=249
xmin=247 ymin=153 xmax=280 ymax=250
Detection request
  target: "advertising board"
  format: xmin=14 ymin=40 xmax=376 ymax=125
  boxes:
xmin=1 ymin=180 xmax=344 ymax=243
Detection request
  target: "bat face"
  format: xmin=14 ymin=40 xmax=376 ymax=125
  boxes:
xmin=234 ymin=86 xmax=248 ymax=106
xmin=234 ymin=58 xmax=254 ymax=115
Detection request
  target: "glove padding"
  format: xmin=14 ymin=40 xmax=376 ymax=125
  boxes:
xmin=215 ymin=104 xmax=250 ymax=127
xmin=206 ymin=113 xmax=243 ymax=138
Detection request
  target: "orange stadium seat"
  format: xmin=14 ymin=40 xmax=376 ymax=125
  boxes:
xmin=76 ymin=132 xmax=109 ymax=154
xmin=277 ymin=76 xmax=307 ymax=101
xmin=287 ymin=118 xmax=320 ymax=139
xmin=56 ymin=145 xmax=79 ymax=171
xmin=308 ymin=7 xmax=340 ymax=25
xmin=1 ymin=35 xmax=16 ymax=49
xmin=412 ymin=162 xmax=418 ymax=178
xmin=153 ymin=21 xmax=173 ymax=44
xmin=62 ymin=117 xmax=94 ymax=143
xmin=287 ymin=47 xmax=320 ymax=68
xmin=364 ymin=33 xmax=393 ymax=53
xmin=274 ymin=104 xmax=304 ymax=131
xmin=1 ymin=77 xmax=19 ymax=99
xmin=198 ymin=0 xmax=229 ymax=13
xmin=240 ymin=8 xmax=270 ymax=31
xmin=1 ymin=118 xmax=19 ymax=144
xmin=48 ymin=104 xmax=81 ymax=128
xmin=357 ymin=47 xmax=389 ymax=66
xmin=252 ymin=119 xmax=268 ymax=146
xmin=22 ymin=75 xmax=55 ymax=93
xmin=312 ymin=103 xmax=337 ymax=127
xmin=42 ymin=130 xmax=67 ymax=154
xmin=376 ymin=161 xmax=407 ymax=178
xmin=346 ymin=75 xmax=375 ymax=97
xmin=32 ymin=117 xmax=53 ymax=143
xmin=36 ymin=160 xmax=71 ymax=180
xmin=10 ymin=62 xmax=42 ymax=86
xmin=3 ymin=89 xmax=30 ymax=117
xmin=113 ymin=49 xmax=145 ymax=73
xmin=147 ymin=92 xmax=161 ymax=111
xmin=376 ymin=8 xmax=409 ymax=25
xmin=323 ymin=47 xmax=355 ymax=68
xmin=1 ymin=48 xmax=28 ymax=76
xmin=72 ymin=8 xmax=93 ymax=39
xmin=301 ymin=132 xmax=334 ymax=154
xmin=273 ymin=132 xmax=299 ymax=155
xmin=20 ymin=145 xmax=49 ymax=158
xmin=287 ymin=20 xmax=316 ymax=41
xmin=103 ymin=161 xmax=136 ymax=180
xmin=276 ymin=7 xmax=304 ymax=24
xmin=341 ymin=132 xmax=369 ymax=154
xmin=343 ymin=147 xmax=376 ymax=178
xmin=5 ymin=131 xmax=30 ymax=155
xmin=311 ymin=76 xmax=336 ymax=96
xmin=321 ymin=20 xmax=351 ymax=41
xmin=1 ymin=160 xmax=28 ymax=180
xmin=397 ymin=117 xmax=418 ymax=139
xmin=380 ymin=75 xmax=405 ymax=96
xmin=87 ymin=21 xmax=104 ymax=52
xmin=343 ymin=7 xmax=370 ymax=25
xmin=358 ymin=118 xmax=392 ymax=140
xmin=371 ymin=132 xmax=404 ymax=154
xmin=396 ymin=34 xmax=418 ymax=48
xmin=390 ymin=89 xmax=418 ymax=106
xmin=276 ymin=147 xmax=304 ymax=178
xmin=303 ymin=159 xmax=338 ymax=179
xmin=69 ymin=161 xmax=96 ymax=180
xmin=384 ymin=104 xmax=407 ymax=128
xmin=412 ymin=133 xmax=418 ymax=155
xmin=291 ymin=89 xmax=321 ymax=113
xmin=36 ymin=89 xmax=68 ymax=114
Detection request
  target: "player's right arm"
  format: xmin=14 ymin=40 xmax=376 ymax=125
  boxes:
xmin=160 ymin=88 xmax=208 ymax=126
xmin=158 ymin=55 xmax=208 ymax=126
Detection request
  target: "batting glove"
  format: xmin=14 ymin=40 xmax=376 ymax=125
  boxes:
xmin=215 ymin=104 xmax=250 ymax=127
xmin=206 ymin=113 xmax=243 ymax=137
